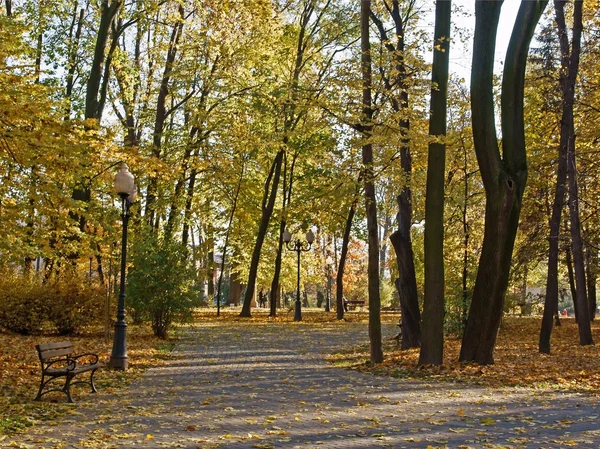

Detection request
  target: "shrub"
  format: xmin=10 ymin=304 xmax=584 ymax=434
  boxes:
xmin=0 ymin=274 xmax=47 ymax=335
xmin=0 ymin=272 xmax=104 ymax=335
xmin=127 ymin=234 xmax=201 ymax=338
xmin=46 ymin=278 xmax=104 ymax=335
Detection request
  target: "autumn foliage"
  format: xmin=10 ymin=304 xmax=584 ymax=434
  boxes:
xmin=331 ymin=315 xmax=600 ymax=393
xmin=0 ymin=273 xmax=105 ymax=335
xmin=0 ymin=324 xmax=173 ymax=435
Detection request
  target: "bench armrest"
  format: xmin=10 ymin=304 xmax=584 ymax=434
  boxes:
xmin=42 ymin=357 xmax=72 ymax=371
xmin=69 ymin=353 xmax=100 ymax=366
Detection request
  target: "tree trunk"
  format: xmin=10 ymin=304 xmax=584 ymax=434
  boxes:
xmin=65 ymin=6 xmax=84 ymax=119
xmin=539 ymin=107 xmax=567 ymax=352
xmin=361 ymin=0 xmax=383 ymax=364
xmin=586 ymin=240 xmax=597 ymax=320
xmin=165 ymin=144 xmax=195 ymax=240
xmin=85 ymin=0 xmax=121 ymax=121
xmin=379 ymin=210 xmax=391 ymax=280
xmin=371 ymin=0 xmax=420 ymax=351
xmin=567 ymin=135 xmax=592 ymax=339
xmin=270 ymin=152 xmax=295 ymax=318
xmin=145 ymin=6 xmax=184 ymax=227
xmin=561 ymin=0 xmax=592 ymax=345
xmin=181 ymin=167 xmax=197 ymax=248
xmin=216 ymin=165 xmax=244 ymax=315
xmin=230 ymin=268 xmax=241 ymax=306
xmin=390 ymin=231 xmax=421 ymax=349
xmin=240 ymin=150 xmax=284 ymax=317
xmin=565 ymin=246 xmax=579 ymax=319
xmin=459 ymin=0 xmax=548 ymax=365
xmin=336 ymin=187 xmax=359 ymax=320
xmin=270 ymin=217 xmax=285 ymax=317
xmin=460 ymin=138 xmax=471 ymax=328
xmin=419 ymin=0 xmax=451 ymax=366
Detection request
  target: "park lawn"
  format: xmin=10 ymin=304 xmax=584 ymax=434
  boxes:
xmin=0 ymin=324 xmax=175 ymax=436
xmin=330 ymin=316 xmax=600 ymax=393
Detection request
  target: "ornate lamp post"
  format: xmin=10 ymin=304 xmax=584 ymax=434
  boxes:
xmin=110 ymin=163 xmax=136 ymax=370
xmin=325 ymin=256 xmax=334 ymax=312
xmin=283 ymin=228 xmax=315 ymax=321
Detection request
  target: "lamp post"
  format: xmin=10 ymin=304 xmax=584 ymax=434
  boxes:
xmin=283 ymin=228 xmax=315 ymax=321
xmin=110 ymin=163 xmax=136 ymax=370
xmin=325 ymin=256 xmax=334 ymax=312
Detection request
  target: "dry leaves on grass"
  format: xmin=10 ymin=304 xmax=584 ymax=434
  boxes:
xmin=330 ymin=316 xmax=600 ymax=393
xmin=193 ymin=308 xmax=399 ymax=324
xmin=0 ymin=324 xmax=175 ymax=435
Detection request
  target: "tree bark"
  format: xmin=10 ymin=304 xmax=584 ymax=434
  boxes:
xmin=336 ymin=184 xmax=360 ymax=320
xmin=586 ymin=240 xmax=597 ymax=320
xmin=270 ymin=152 xmax=295 ymax=318
xmin=240 ymin=150 xmax=284 ymax=317
xmin=419 ymin=0 xmax=451 ymax=366
xmin=229 ymin=268 xmax=241 ymax=306
xmin=371 ymin=0 xmax=421 ymax=351
xmin=379 ymin=210 xmax=391 ymax=280
xmin=181 ymin=167 xmax=197 ymax=248
xmin=85 ymin=0 xmax=121 ymax=121
xmin=562 ymin=0 xmax=592 ymax=344
xmin=566 ymin=246 xmax=579 ymax=320
xmin=539 ymin=113 xmax=568 ymax=351
xmin=216 ymin=164 xmax=244 ymax=315
xmin=65 ymin=6 xmax=84 ymax=119
xmin=459 ymin=0 xmax=548 ymax=365
xmin=361 ymin=0 xmax=383 ymax=364
xmin=145 ymin=5 xmax=184 ymax=227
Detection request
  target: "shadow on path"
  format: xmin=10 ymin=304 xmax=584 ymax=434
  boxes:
xmin=4 ymin=321 xmax=600 ymax=448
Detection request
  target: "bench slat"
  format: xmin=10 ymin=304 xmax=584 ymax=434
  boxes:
xmin=37 ymin=341 xmax=73 ymax=352
xmin=36 ymin=342 xmax=73 ymax=361
xmin=37 ymin=347 xmax=72 ymax=360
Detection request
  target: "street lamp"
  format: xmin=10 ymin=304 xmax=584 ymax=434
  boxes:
xmin=325 ymin=256 xmax=334 ymax=312
xmin=110 ymin=163 xmax=136 ymax=370
xmin=283 ymin=228 xmax=315 ymax=321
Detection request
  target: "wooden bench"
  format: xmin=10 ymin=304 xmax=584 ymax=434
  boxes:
xmin=35 ymin=341 xmax=103 ymax=403
xmin=345 ymin=300 xmax=365 ymax=311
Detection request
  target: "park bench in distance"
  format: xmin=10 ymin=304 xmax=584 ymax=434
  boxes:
xmin=345 ymin=300 xmax=365 ymax=310
xmin=35 ymin=341 xmax=103 ymax=403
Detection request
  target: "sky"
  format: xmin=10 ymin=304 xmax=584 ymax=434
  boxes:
xmin=434 ymin=0 xmax=531 ymax=80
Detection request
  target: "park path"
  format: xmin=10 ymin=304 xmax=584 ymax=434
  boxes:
xmin=4 ymin=320 xmax=600 ymax=448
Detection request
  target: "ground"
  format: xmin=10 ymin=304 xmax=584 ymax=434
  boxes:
xmin=2 ymin=311 xmax=600 ymax=448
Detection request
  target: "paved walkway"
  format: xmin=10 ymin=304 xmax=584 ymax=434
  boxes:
xmin=5 ymin=321 xmax=600 ymax=448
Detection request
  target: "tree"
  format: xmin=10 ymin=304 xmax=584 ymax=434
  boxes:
xmin=419 ymin=0 xmax=451 ymax=366
xmin=361 ymin=0 xmax=383 ymax=364
xmin=559 ymin=0 xmax=592 ymax=344
xmin=459 ymin=0 xmax=548 ymax=365
xmin=539 ymin=0 xmax=592 ymax=352
xmin=370 ymin=0 xmax=421 ymax=350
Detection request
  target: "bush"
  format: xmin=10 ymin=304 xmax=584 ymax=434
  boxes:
xmin=0 ymin=272 xmax=103 ymax=335
xmin=46 ymin=279 xmax=104 ymax=335
xmin=0 ymin=275 xmax=47 ymax=335
xmin=127 ymin=234 xmax=201 ymax=338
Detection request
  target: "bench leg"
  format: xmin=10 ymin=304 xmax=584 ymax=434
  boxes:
xmin=63 ymin=374 xmax=75 ymax=403
xmin=34 ymin=374 xmax=45 ymax=401
xmin=90 ymin=369 xmax=98 ymax=393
